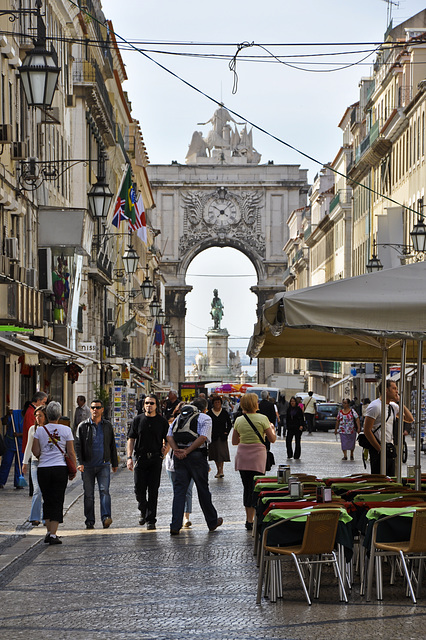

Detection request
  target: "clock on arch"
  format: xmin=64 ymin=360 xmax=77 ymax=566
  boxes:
xmin=204 ymin=193 xmax=240 ymax=226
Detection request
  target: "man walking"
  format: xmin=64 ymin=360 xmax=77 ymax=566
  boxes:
xmin=363 ymin=380 xmax=413 ymax=476
xmin=167 ymin=397 xmax=223 ymax=535
xmin=73 ymin=395 xmax=91 ymax=436
xmin=75 ymin=399 xmax=118 ymax=529
xmin=127 ymin=394 xmax=169 ymax=530
xmin=163 ymin=389 xmax=180 ymax=422
xmin=303 ymin=391 xmax=316 ymax=435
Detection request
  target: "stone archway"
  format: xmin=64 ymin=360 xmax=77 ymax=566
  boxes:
xmin=147 ymin=112 xmax=308 ymax=386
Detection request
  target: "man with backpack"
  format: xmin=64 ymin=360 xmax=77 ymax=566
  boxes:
xmin=167 ymin=397 xmax=223 ymax=535
xmin=127 ymin=394 xmax=169 ymax=530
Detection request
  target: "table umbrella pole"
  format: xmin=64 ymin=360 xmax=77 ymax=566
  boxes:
xmin=380 ymin=346 xmax=388 ymax=475
xmin=415 ymin=340 xmax=423 ymax=491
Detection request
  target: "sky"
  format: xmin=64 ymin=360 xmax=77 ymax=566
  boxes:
xmin=99 ymin=0 xmax=426 ymax=373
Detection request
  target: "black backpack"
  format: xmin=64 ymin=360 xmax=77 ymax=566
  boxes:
xmin=172 ymin=405 xmax=200 ymax=446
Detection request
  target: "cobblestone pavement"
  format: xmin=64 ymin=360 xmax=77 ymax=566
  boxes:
xmin=0 ymin=431 xmax=425 ymax=639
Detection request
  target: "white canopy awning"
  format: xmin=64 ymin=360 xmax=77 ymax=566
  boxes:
xmin=329 ymin=375 xmax=353 ymax=389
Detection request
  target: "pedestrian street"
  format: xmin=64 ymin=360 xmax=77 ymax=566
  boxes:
xmin=0 ymin=432 xmax=425 ymax=640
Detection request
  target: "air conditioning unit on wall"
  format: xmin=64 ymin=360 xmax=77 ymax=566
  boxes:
xmin=0 ymin=124 xmax=12 ymax=144
xmin=5 ymin=237 xmax=18 ymax=261
xmin=11 ymin=141 xmax=27 ymax=161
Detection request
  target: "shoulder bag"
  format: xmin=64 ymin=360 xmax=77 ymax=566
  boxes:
xmin=42 ymin=425 xmax=77 ymax=480
xmin=357 ymin=405 xmax=393 ymax=452
xmin=243 ymin=414 xmax=275 ymax=471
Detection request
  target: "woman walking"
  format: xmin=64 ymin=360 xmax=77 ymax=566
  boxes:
xmin=208 ymin=395 xmax=232 ymax=478
xmin=286 ymin=396 xmax=305 ymax=460
xmin=22 ymin=406 xmax=48 ymax=526
xmin=232 ymin=392 xmax=276 ymax=530
xmin=334 ymin=398 xmax=361 ymax=461
xmin=32 ymin=401 xmax=76 ymax=545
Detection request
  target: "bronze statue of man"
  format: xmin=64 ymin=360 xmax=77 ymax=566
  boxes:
xmin=210 ymin=289 xmax=224 ymax=330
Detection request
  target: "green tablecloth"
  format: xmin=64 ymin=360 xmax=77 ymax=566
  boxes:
xmin=264 ymin=506 xmax=352 ymax=524
xmin=366 ymin=506 xmax=422 ymax=521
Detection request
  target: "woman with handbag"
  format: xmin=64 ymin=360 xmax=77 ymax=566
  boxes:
xmin=32 ymin=401 xmax=76 ymax=545
xmin=232 ymin=392 xmax=276 ymax=530
xmin=334 ymin=398 xmax=361 ymax=461
xmin=286 ymin=396 xmax=305 ymax=460
xmin=22 ymin=406 xmax=48 ymax=526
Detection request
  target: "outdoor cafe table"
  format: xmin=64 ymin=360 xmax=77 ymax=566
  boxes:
xmin=363 ymin=505 xmax=425 ymax=552
xmin=261 ymin=506 xmax=354 ymax=561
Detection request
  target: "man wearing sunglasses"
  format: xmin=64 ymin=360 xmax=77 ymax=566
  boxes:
xmin=75 ymin=400 xmax=118 ymax=529
xmin=127 ymin=394 xmax=169 ymax=530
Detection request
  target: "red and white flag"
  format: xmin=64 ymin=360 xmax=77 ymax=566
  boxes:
xmin=129 ymin=194 xmax=147 ymax=244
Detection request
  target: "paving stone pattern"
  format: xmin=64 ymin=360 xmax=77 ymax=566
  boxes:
xmin=0 ymin=432 xmax=424 ymax=639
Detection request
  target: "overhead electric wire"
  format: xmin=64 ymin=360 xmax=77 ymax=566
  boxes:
xmin=67 ymin=0 xmax=424 ymax=219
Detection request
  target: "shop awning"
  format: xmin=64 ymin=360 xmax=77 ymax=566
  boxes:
xmin=131 ymin=364 xmax=153 ymax=381
xmin=14 ymin=338 xmax=69 ymax=363
xmin=45 ymin=339 xmax=98 ymax=365
xmin=0 ymin=335 xmax=39 ymax=365
xmin=329 ymin=375 xmax=353 ymax=389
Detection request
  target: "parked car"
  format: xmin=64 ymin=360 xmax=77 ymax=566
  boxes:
xmin=315 ymin=402 xmax=342 ymax=432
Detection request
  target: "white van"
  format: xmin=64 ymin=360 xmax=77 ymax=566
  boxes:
xmin=245 ymin=386 xmax=281 ymax=402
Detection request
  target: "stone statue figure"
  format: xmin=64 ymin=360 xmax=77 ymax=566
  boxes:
xmin=210 ymin=288 xmax=224 ymax=330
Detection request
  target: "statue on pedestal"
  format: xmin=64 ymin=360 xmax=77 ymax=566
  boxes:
xmin=210 ymin=288 xmax=224 ymax=330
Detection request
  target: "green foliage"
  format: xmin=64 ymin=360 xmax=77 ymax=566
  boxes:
xmin=93 ymin=384 xmax=110 ymax=408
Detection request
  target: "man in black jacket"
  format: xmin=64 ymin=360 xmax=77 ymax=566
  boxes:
xmin=127 ymin=394 xmax=169 ymax=530
xmin=75 ymin=399 xmax=118 ymax=530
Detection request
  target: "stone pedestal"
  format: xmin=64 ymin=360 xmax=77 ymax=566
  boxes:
xmin=205 ymin=328 xmax=229 ymax=379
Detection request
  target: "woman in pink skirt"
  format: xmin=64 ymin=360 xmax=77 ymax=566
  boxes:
xmin=334 ymin=399 xmax=361 ymax=461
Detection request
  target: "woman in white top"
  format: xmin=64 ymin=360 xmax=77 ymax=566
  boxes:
xmin=22 ymin=406 xmax=47 ymax=526
xmin=32 ymin=401 xmax=76 ymax=545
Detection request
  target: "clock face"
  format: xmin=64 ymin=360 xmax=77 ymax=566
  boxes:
xmin=204 ymin=197 xmax=240 ymax=226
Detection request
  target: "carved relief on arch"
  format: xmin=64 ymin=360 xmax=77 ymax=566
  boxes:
xmin=179 ymin=188 xmax=266 ymax=259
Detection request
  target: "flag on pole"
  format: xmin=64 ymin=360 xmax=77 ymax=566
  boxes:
xmin=154 ymin=322 xmax=165 ymax=346
xmin=129 ymin=194 xmax=147 ymax=244
xmin=111 ymin=167 xmax=135 ymax=228
xmin=111 ymin=196 xmax=128 ymax=228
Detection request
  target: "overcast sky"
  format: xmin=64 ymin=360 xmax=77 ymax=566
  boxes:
xmin=100 ymin=0 xmax=426 ymax=367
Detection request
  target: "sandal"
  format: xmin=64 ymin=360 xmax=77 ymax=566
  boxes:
xmin=342 ymin=457 xmax=347 ymax=461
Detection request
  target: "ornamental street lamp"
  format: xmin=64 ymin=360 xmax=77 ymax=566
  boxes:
xmin=88 ymin=153 xmax=114 ymax=219
xmin=410 ymin=218 xmax=426 ymax=253
xmin=149 ymin=294 xmax=161 ymax=319
xmin=19 ymin=1 xmax=60 ymax=108
xmin=122 ymin=245 xmax=139 ymax=276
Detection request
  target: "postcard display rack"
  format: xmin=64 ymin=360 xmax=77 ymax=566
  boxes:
xmin=411 ymin=389 xmax=426 ymax=449
xmin=110 ymin=385 xmax=136 ymax=450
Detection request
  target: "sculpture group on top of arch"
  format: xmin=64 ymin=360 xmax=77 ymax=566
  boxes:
xmin=185 ymin=105 xmax=261 ymax=165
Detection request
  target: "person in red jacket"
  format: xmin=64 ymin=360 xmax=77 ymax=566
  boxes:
xmin=22 ymin=392 xmax=48 ymax=451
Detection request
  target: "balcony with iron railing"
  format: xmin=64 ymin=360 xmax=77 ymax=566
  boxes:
xmin=329 ymin=189 xmax=352 ymax=214
xmin=73 ymin=58 xmax=115 ymax=130
xmin=365 ymin=79 xmax=376 ymax=104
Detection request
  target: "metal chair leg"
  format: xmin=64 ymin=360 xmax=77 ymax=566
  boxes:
xmin=293 ymin=554 xmax=312 ymax=605
xmin=399 ymin=551 xmax=417 ymax=604
xmin=256 ymin=546 xmax=266 ymax=604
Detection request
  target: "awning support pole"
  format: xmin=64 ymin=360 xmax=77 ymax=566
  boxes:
xmin=396 ymin=340 xmax=407 ymax=483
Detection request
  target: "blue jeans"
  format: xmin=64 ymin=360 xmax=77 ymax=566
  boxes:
xmin=82 ymin=465 xmax=111 ymax=525
xmin=171 ymin=450 xmax=218 ymax=531
xmin=29 ymin=460 xmax=43 ymax=522
xmin=0 ymin=435 xmax=23 ymax=487
xmin=167 ymin=469 xmax=193 ymax=514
